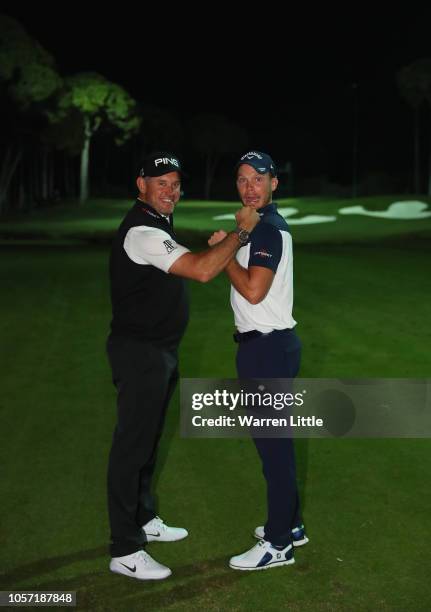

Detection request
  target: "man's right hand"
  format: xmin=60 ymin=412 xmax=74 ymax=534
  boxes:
xmin=235 ymin=206 xmax=260 ymax=232
xmin=208 ymin=230 xmax=228 ymax=247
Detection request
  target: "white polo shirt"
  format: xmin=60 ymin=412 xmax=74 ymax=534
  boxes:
xmin=231 ymin=203 xmax=297 ymax=333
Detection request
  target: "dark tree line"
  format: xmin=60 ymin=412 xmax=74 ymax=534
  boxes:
xmin=1 ymin=14 xmax=431 ymax=215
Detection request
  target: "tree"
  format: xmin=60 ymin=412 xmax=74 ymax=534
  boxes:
xmin=397 ymin=58 xmax=431 ymax=194
xmin=0 ymin=14 xmax=61 ymax=212
xmin=40 ymin=110 xmax=84 ymax=199
xmin=0 ymin=15 xmax=61 ymax=106
xmin=50 ymin=72 xmax=141 ymax=203
xmin=188 ymin=114 xmax=248 ymax=199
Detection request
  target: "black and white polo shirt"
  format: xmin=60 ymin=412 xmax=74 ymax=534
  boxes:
xmin=109 ymin=200 xmax=190 ymax=348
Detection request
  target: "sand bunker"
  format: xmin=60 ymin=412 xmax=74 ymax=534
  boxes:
xmin=339 ymin=201 xmax=431 ymax=220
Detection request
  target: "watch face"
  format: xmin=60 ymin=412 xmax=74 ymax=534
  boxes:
xmin=238 ymin=229 xmax=249 ymax=244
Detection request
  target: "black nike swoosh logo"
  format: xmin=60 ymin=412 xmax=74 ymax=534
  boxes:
xmin=146 ymin=531 xmax=161 ymax=537
xmin=120 ymin=563 xmax=136 ymax=573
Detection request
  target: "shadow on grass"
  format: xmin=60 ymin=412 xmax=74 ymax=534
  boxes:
xmin=1 ymin=550 xmax=249 ymax=611
xmin=0 ymin=546 xmax=107 ymax=589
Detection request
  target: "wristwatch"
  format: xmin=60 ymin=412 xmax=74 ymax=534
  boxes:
xmin=232 ymin=226 xmax=250 ymax=245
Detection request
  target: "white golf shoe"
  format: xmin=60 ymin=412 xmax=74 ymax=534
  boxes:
xmin=110 ymin=549 xmax=171 ymax=580
xmin=254 ymin=524 xmax=309 ymax=547
xmin=142 ymin=516 xmax=188 ymax=542
xmin=229 ymin=539 xmax=295 ymax=571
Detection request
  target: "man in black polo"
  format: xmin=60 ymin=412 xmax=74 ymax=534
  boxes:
xmin=107 ymin=152 xmax=259 ymax=580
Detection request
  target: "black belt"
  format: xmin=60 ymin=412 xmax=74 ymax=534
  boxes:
xmin=233 ymin=330 xmax=263 ymax=343
xmin=233 ymin=328 xmax=292 ymax=343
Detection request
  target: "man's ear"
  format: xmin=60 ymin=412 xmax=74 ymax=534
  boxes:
xmin=271 ymin=177 xmax=279 ymax=193
xmin=136 ymin=176 xmax=147 ymax=196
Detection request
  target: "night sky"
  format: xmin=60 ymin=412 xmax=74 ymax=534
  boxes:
xmin=3 ymin=6 xmax=431 ymax=184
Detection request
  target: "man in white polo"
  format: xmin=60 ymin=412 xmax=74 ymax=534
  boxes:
xmin=209 ymin=151 xmax=308 ymax=571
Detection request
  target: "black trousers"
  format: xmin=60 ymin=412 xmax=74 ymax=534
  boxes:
xmin=236 ymin=328 xmax=303 ymax=548
xmin=106 ymin=334 xmax=178 ymax=557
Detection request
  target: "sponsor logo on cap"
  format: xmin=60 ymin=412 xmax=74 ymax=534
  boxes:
xmin=155 ymin=157 xmax=180 ymax=168
xmin=242 ymin=151 xmax=263 ymax=160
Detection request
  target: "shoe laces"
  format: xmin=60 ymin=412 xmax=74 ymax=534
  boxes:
xmin=257 ymin=539 xmax=286 ymax=552
xmin=153 ymin=516 xmax=168 ymax=532
xmin=134 ymin=549 xmax=150 ymax=565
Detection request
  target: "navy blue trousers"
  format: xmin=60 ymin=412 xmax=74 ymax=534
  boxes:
xmin=236 ymin=328 xmax=302 ymax=547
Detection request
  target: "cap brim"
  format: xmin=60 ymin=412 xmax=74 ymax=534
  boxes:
xmin=235 ymin=161 xmax=276 ymax=176
xmin=142 ymin=166 xmax=187 ymax=178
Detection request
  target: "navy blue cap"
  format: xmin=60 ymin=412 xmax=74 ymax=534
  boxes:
xmin=236 ymin=151 xmax=277 ymax=176
xmin=139 ymin=151 xmax=182 ymax=178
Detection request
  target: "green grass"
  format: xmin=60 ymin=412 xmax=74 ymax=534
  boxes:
xmin=0 ymin=199 xmax=431 ymax=610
